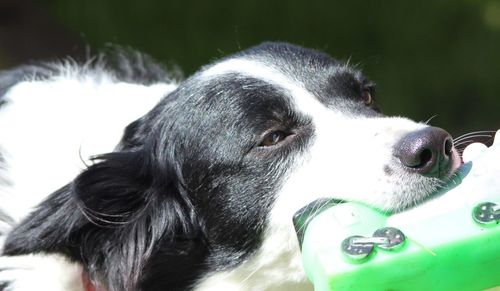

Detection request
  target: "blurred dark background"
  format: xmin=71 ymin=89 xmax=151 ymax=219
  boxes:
xmin=0 ymin=0 xmax=499 ymax=136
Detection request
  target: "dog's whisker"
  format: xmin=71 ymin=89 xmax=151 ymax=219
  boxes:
xmin=424 ymin=115 xmax=438 ymax=125
xmin=454 ymin=134 xmax=493 ymax=146
xmin=454 ymin=135 xmax=493 ymax=144
xmin=459 ymin=137 xmax=486 ymax=145
xmin=453 ymin=131 xmax=495 ymax=143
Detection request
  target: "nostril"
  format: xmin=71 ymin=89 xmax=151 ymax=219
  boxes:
xmin=418 ymin=148 xmax=433 ymax=168
xmin=444 ymin=138 xmax=452 ymax=157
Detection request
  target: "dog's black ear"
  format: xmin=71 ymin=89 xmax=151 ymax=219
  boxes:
xmin=3 ymin=148 xmax=205 ymax=291
xmin=74 ymin=150 xmax=206 ymax=291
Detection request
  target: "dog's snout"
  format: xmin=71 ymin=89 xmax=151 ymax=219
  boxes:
xmin=394 ymin=126 xmax=454 ymax=178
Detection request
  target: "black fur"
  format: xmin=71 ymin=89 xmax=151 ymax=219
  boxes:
xmin=0 ymin=46 xmax=178 ymax=99
xmin=93 ymin=46 xmax=182 ymax=85
xmin=2 ymin=42 xmax=376 ymax=290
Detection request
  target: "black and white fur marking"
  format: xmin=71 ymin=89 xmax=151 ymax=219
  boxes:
xmin=0 ymin=43 xmax=460 ymax=291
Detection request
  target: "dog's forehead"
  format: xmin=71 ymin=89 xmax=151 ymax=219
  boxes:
xmin=236 ymin=42 xmax=341 ymax=72
xmin=199 ymin=42 xmax=367 ymax=111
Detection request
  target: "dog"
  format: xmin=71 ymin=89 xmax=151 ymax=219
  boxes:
xmin=0 ymin=42 xmax=461 ymax=291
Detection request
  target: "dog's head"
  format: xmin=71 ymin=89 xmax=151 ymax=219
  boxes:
xmin=4 ymin=42 xmax=461 ymax=291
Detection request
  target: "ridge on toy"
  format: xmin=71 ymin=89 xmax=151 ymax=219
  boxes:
xmin=294 ymin=130 xmax=500 ymax=291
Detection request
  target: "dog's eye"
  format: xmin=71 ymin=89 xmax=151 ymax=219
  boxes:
xmin=259 ymin=130 xmax=289 ymax=147
xmin=361 ymin=88 xmax=373 ymax=105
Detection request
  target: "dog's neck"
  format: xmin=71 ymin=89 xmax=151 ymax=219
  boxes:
xmin=194 ymin=225 xmax=313 ymax=291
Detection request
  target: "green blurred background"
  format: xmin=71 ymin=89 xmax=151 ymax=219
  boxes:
xmin=0 ymin=0 xmax=499 ymax=137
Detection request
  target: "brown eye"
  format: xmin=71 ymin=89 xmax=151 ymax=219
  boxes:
xmin=362 ymin=89 xmax=373 ymax=105
xmin=259 ymin=130 xmax=288 ymax=147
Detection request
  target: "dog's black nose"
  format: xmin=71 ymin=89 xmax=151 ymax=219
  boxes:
xmin=394 ymin=126 xmax=454 ymax=178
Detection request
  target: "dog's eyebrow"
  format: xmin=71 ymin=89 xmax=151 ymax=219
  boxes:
xmin=201 ymin=58 xmax=294 ymax=87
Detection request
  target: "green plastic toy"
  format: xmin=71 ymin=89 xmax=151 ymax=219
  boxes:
xmin=294 ymin=132 xmax=500 ymax=291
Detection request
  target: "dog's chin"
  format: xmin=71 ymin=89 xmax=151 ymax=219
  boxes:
xmin=388 ymin=149 xmax=463 ymax=213
xmin=321 ymin=152 xmax=463 ymax=215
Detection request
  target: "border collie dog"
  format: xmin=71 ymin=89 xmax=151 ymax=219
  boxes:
xmin=0 ymin=42 xmax=460 ymax=291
